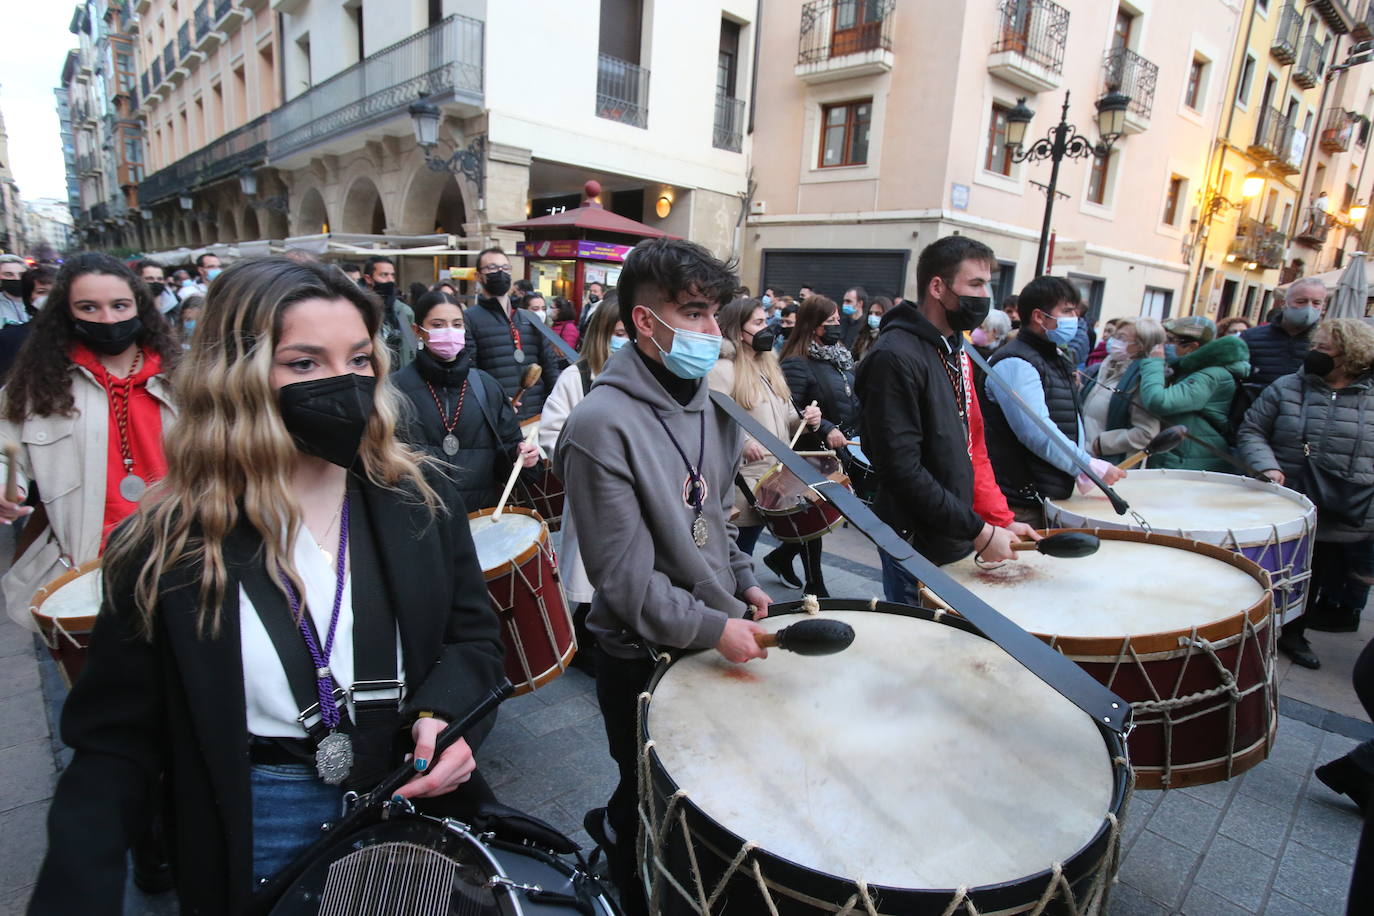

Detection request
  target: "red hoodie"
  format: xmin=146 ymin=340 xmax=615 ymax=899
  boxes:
xmin=960 ymin=350 xmax=1015 ymax=528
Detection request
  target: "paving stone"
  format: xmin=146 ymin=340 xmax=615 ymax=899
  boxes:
xmin=0 ymin=660 xmax=38 ymax=702
xmin=0 ymin=692 xmax=49 ymax=753
xmin=1287 ymin=797 xmax=1363 ymax=866
xmin=1318 ymin=733 xmax=1360 ymax=761
xmin=1178 ymin=777 xmax=1239 ymax=808
xmin=1272 ymin=841 xmax=1353 ymax=916
xmin=0 ymin=885 xmax=36 ymax=916
xmin=1239 ymin=762 xmax=1309 ymax=813
xmin=1265 ymin=724 xmax=1324 ymax=775
xmin=1219 ymin=792 xmax=1296 ymax=858
xmin=1180 ymin=883 xmax=1260 ymax=916
xmin=1192 ymin=834 xmax=1274 ymax=911
xmin=0 ymin=739 xmax=54 ymax=816
xmin=1107 ymin=881 xmax=1169 ymax=915
xmin=0 ymin=802 xmax=47 ymax=896
xmin=478 ymin=753 xmax=520 ymax=790
xmin=1261 ymin=890 xmax=1325 ymax=915
xmin=529 ymin=668 xmax=596 ymax=706
xmin=1147 ymin=788 xmax=1223 ymax=852
xmin=1115 ymin=829 xmax=1196 ymax=908
xmin=0 ymin=625 xmax=31 ymax=660
xmin=516 ymin=694 xmax=602 ymax=738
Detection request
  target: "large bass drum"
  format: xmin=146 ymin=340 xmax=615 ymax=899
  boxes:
xmin=638 ymin=599 xmax=1132 ymax=915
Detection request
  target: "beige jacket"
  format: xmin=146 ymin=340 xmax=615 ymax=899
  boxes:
xmin=708 ymin=341 xmax=803 ymax=527
xmin=1 ymin=364 xmax=175 ymax=629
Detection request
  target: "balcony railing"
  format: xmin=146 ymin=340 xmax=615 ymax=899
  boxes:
xmin=140 ymin=71 xmax=149 ymax=98
xmin=162 ymin=41 xmax=175 ymax=76
xmin=1321 ymin=108 xmax=1355 ymax=152
xmin=798 ymin=0 xmax=896 ymax=65
xmin=1251 ymin=107 xmax=1294 ymax=162
xmin=596 ymin=54 xmax=650 ymax=128
xmin=267 ymin=14 xmax=484 ymax=162
xmin=195 ymin=1 xmax=210 ymax=40
xmin=139 ymin=112 xmax=268 ymax=204
xmin=214 ymin=0 xmax=232 ymax=21
xmin=713 ymin=94 xmax=745 ymax=152
xmin=1294 ymin=35 xmax=1324 ymax=89
xmin=1294 ymin=206 xmax=1332 ymax=247
xmin=1230 ymin=217 xmax=1286 ymax=269
xmin=1102 ymin=46 xmax=1158 ymax=120
xmin=990 ymin=0 xmax=1069 ymax=75
xmin=1272 ymin=2 xmax=1302 ymax=63
xmin=151 ymin=57 xmax=162 ymax=86
xmin=178 ymin=22 xmax=191 ymax=59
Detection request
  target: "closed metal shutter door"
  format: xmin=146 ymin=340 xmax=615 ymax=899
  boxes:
xmin=761 ymin=249 xmax=909 ymax=302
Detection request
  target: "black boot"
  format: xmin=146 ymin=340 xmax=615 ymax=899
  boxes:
xmin=1278 ymin=629 xmax=1321 ymax=669
xmin=1306 ymin=602 xmax=1362 ymax=633
xmin=764 ymin=545 xmax=802 ymax=588
xmin=800 ymin=540 xmax=828 ymax=599
xmin=1315 ymin=754 xmax=1374 ymax=811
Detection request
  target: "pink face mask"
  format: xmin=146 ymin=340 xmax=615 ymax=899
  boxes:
xmin=425 ymin=327 xmax=465 ymax=361
xmin=970 ymin=328 xmax=990 ymax=347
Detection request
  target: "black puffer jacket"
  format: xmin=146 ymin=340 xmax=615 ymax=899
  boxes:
xmin=1240 ymin=322 xmax=1313 ymax=389
xmin=393 ymin=349 xmax=526 ymax=511
xmin=854 ymin=303 xmax=985 ymax=565
xmin=982 ymin=331 xmax=1081 ymax=503
xmin=781 ymin=347 xmax=860 ymax=444
xmin=465 ymin=297 xmax=564 ymax=421
xmin=1236 ymin=370 xmax=1374 ymax=540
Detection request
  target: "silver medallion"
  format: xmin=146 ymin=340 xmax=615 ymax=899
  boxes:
xmin=692 ymin=515 xmax=708 ymax=548
xmin=315 ymin=730 xmax=354 ymax=786
xmin=512 ymin=348 xmax=526 ymax=364
xmin=118 ymin=474 xmax=147 ymax=502
xmin=442 ymin=433 xmax=460 ymax=456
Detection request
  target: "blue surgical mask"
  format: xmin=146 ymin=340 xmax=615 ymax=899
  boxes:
xmin=205 ymin=268 xmax=221 ymax=281
xmin=1046 ymin=314 xmax=1078 ymax=347
xmin=1164 ymin=343 xmax=1178 ymax=361
xmin=609 ymin=334 xmax=630 ymax=352
xmin=841 ymin=303 xmax=857 ymax=316
xmin=867 ymin=314 xmax=881 ymax=330
xmin=647 ymin=309 xmax=722 ymax=379
xmin=760 ymin=295 xmax=772 ymax=307
xmin=183 ymin=319 xmax=196 ymax=334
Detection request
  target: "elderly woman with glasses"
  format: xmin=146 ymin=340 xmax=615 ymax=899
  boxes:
xmin=1083 ymin=317 xmax=1165 ymax=464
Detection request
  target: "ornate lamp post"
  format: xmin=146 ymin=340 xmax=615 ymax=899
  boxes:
xmin=1004 ymin=89 xmax=1130 ymax=276
xmin=409 ymin=92 xmax=486 ymax=205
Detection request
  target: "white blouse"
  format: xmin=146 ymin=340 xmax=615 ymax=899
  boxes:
xmin=239 ymin=526 xmax=403 ymax=738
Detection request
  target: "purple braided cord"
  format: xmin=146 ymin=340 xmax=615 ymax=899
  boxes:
xmin=282 ymin=495 xmax=350 ymax=729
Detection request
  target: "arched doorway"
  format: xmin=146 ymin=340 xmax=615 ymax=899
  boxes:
xmin=398 ymin=168 xmax=469 ymax=235
xmin=241 ymin=206 xmax=260 ymax=241
xmin=341 ymin=176 xmax=387 ymax=234
xmin=295 ymin=187 xmax=330 ymax=236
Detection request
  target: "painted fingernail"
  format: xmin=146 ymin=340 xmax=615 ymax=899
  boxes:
xmin=414 ymin=758 xmax=429 ymax=772
xmin=392 ymin=794 xmax=405 ymax=804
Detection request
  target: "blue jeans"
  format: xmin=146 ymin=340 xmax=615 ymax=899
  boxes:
xmin=249 ymin=763 xmax=344 ymax=886
xmin=880 ymin=551 xmax=922 ymax=606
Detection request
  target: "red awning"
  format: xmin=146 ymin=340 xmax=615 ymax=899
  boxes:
xmin=499 ymin=199 xmax=674 ymax=239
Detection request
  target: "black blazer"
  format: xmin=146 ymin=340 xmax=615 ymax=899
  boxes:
xmin=29 ymin=469 xmax=506 ymax=916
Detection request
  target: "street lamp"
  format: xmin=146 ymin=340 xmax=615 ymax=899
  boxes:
xmin=409 ymin=92 xmax=485 ymax=204
xmin=1005 ymin=90 xmax=1130 ymax=276
xmin=237 ymin=167 xmax=258 ymax=197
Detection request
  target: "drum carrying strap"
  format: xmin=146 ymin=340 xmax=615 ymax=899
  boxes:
xmin=710 ymin=389 xmax=1132 ymax=735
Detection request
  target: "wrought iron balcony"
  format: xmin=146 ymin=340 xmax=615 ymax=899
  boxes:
xmin=1293 ymin=205 xmax=1332 ymax=247
xmin=1294 ymin=35 xmax=1323 ymax=89
xmin=1102 ymin=46 xmax=1158 ymax=124
xmin=1321 ymin=108 xmax=1355 ymax=152
xmin=596 ymin=54 xmax=649 ymax=128
xmin=1250 ymin=107 xmax=1294 ymax=162
xmin=140 ymin=71 xmax=149 ymax=98
xmin=150 ymin=57 xmax=162 ymax=87
xmin=139 ymin=113 xmax=268 ymax=204
xmin=798 ymin=0 xmax=895 ymax=64
xmin=713 ymin=94 xmax=745 ymax=152
xmin=178 ymin=22 xmax=191 ymax=59
xmin=1272 ymin=2 xmax=1301 ymax=63
xmin=267 ymin=14 xmax=484 ymax=163
xmin=989 ymin=0 xmax=1068 ymax=81
xmin=162 ymin=42 xmax=174 ymax=77
xmin=195 ymin=2 xmax=210 ymax=40
xmin=1229 ymin=217 xmax=1286 ymax=269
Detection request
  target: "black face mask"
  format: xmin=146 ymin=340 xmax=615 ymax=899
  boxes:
xmin=1304 ymin=349 xmax=1336 ymax=378
xmin=779 ymin=325 xmax=792 ymax=340
xmin=148 ymin=281 xmax=166 ymax=297
xmin=483 ymin=270 xmax=512 ymax=297
xmin=587 ymin=293 xmax=601 ymax=305
xmin=72 ymin=316 xmax=142 ymax=356
xmin=278 ymin=374 xmax=377 ymax=468
xmin=1 ymin=279 xmax=21 ymax=297
xmin=821 ymin=324 xmax=843 ymax=345
xmin=943 ymin=291 xmax=991 ymax=333
xmin=371 ymin=281 xmax=396 ymax=299
xmin=749 ymin=328 xmax=776 ymax=352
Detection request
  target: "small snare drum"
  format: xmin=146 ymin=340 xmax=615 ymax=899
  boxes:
xmin=29 ymin=561 xmax=102 ymax=687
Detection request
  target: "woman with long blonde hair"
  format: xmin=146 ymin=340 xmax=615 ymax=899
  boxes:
xmin=708 ymin=298 xmax=820 ymax=560
xmin=30 ymin=257 xmax=506 ymax=914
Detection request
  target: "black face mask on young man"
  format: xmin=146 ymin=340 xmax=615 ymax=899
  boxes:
xmin=72 ymin=316 xmax=142 ymax=356
xmin=0 ymin=279 xmax=22 ymax=298
xmin=483 ymin=270 xmax=513 ymax=298
xmin=278 ymin=374 xmax=377 ymax=468
xmin=371 ymin=281 xmax=396 ymax=300
xmin=943 ymin=291 xmax=992 ymax=333
xmin=148 ymin=281 xmax=166 ymax=298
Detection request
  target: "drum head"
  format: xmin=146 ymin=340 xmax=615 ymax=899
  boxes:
xmin=944 ymin=538 xmax=1266 ymax=639
xmin=468 ymin=511 xmax=544 ymax=573
xmin=645 ymin=610 xmax=1114 ymax=891
xmin=32 ymin=565 xmax=102 ymax=625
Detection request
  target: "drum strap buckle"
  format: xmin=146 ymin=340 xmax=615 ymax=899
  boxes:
xmin=350 ymin=679 xmax=405 ymax=708
xmin=296 ymin=686 xmax=349 ymax=735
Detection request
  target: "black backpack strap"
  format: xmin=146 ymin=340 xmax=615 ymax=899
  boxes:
xmin=577 ymin=360 xmax=593 ymax=397
xmin=465 ymin=369 xmax=504 ymax=443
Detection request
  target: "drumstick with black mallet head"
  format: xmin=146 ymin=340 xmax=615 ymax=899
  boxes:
xmin=510 ymin=363 xmax=543 ymax=411
xmin=1115 ymin=424 xmax=1188 ymax=471
xmin=2 ymin=443 xmax=20 ymax=504
xmin=752 ymin=618 xmax=856 ymax=655
xmin=1011 ymin=530 xmax=1101 ymax=558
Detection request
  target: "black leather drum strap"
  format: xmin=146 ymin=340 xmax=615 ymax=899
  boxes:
xmin=710 ymin=388 xmax=1131 ymax=735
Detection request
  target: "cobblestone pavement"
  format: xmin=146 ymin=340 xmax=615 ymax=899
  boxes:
xmin=3 ymin=525 xmax=1370 ymax=914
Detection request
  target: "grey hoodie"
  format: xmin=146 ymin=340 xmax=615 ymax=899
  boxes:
xmin=554 ymin=346 xmax=760 ymax=659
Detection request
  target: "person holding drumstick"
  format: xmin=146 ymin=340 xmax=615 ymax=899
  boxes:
xmin=775 ymin=295 xmax=861 ymax=596
xmin=709 ymin=297 xmax=822 ymax=558
xmin=28 ymin=257 xmax=507 ymax=915
xmin=0 ymin=253 xmax=179 ymax=627
xmin=392 ymin=289 xmax=538 ymax=509
xmin=855 ymin=236 xmax=1039 ymax=602
xmin=556 ymin=238 xmax=772 ymax=916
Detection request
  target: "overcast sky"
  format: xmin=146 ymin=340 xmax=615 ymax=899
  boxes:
xmin=1 ymin=0 xmax=79 ymax=203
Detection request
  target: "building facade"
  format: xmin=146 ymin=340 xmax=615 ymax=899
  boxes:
xmin=0 ymin=99 xmax=24 ymax=254
xmin=24 ymin=199 xmax=77 ymax=255
xmin=743 ymin=0 xmax=1247 ymax=323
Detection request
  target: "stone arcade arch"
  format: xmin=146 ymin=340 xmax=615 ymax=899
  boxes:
xmin=295 ymin=187 xmax=330 ymax=236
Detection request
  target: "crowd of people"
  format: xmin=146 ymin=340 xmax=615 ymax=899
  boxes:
xmin=1 ymin=235 xmax=1371 ymax=914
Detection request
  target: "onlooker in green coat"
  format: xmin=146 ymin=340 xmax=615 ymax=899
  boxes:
xmin=1136 ymin=316 xmax=1250 ymax=471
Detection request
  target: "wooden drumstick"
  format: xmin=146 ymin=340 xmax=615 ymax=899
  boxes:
xmin=789 ymin=401 xmax=820 ymax=449
xmin=491 ymin=422 xmax=541 ymax=522
xmin=510 ymin=363 xmax=543 ymax=410
xmin=752 ymin=618 xmax=855 ymax=655
xmin=918 ymin=585 xmax=956 ymax=615
xmin=2 ymin=444 xmax=19 ymax=504
xmin=1115 ymin=425 xmax=1187 ymax=470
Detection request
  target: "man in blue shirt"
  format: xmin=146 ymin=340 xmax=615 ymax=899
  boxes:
xmin=982 ymin=276 xmax=1126 ymax=525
